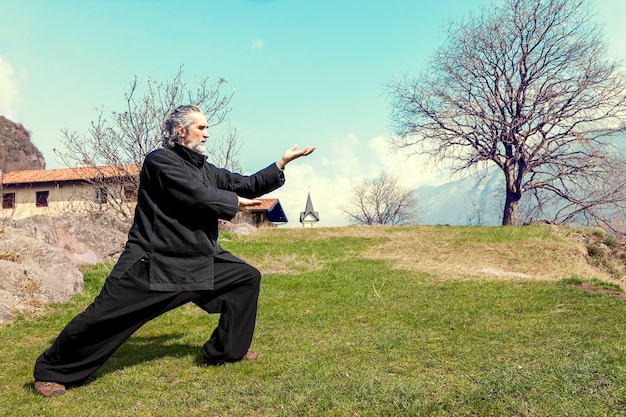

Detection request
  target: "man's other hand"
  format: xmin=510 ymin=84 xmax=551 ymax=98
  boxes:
xmin=238 ymin=197 xmax=262 ymax=212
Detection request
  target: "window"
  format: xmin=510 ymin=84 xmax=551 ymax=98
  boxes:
xmin=36 ymin=191 xmax=49 ymax=207
xmin=2 ymin=193 xmax=15 ymax=209
xmin=95 ymin=188 xmax=108 ymax=204
xmin=124 ymin=186 xmax=137 ymax=202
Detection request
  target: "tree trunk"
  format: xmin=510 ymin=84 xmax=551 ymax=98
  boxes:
xmin=501 ymin=162 xmax=521 ymax=226
xmin=502 ymin=190 xmax=520 ymax=225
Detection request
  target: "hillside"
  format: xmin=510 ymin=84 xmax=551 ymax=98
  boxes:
xmin=0 ymin=115 xmax=46 ymax=172
xmin=231 ymin=224 xmax=626 ymax=287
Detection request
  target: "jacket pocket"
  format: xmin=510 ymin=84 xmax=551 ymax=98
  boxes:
xmin=148 ymin=252 xmax=214 ymax=291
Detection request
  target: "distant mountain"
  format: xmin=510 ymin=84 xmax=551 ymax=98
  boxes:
xmin=0 ymin=115 xmax=46 ymax=173
xmin=414 ymin=170 xmax=504 ymax=226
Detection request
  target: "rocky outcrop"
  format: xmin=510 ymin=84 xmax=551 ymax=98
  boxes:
xmin=14 ymin=213 xmax=130 ymax=265
xmin=0 ymin=233 xmax=83 ymax=323
xmin=0 ymin=213 xmax=131 ymax=323
xmin=0 ymin=115 xmax=46 ymax=172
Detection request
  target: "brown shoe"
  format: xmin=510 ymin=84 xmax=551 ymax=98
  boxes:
xmin=241 ymin=351 xmax=258 ymax=361
xmin=202 ymin=351 xmax=258 ymax=366
xmin=34 ymin=381 xmax=66 ymax=397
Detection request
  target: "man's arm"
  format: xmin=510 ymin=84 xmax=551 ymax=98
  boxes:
xmin=216 ymin=144 xmax=317 ymax=202
xmin=144 ymin=150 xmax=239 ymax=220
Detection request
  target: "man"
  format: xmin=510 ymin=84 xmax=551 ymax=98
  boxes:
xmin=32 ymin=105 xmax=315 ymax=397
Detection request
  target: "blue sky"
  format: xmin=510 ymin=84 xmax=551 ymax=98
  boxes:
xmin=1 ymin=0 xmax=625 ymax=226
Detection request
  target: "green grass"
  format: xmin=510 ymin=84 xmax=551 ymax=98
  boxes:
xmin=2 ymin=225 xmax=626 ymax=416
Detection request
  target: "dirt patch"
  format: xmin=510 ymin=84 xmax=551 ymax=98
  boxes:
xmin=359 ymin=225 xmax=607 ymax=283
xmin=574 ymin=283 xmax=626 ymax=300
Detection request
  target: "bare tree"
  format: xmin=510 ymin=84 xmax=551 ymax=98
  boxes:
xmin=339 ymin=173 xmax=419 ymax=225
xmin=207 ymin=123 xmax=243 ymax=173
xmin=388 ymin=0 xmax=626 ymax=234
xmin=54 ymin=67 xmax=237 ymax=218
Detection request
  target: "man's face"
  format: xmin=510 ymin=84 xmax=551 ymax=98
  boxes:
xmin=178 ymin=111 xmax=209 ymax=153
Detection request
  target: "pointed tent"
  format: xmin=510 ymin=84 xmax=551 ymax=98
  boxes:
xmin=299 ymin=192 xmax=319 ymax=226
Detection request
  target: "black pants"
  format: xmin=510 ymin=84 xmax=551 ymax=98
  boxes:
xmin=33 ymin=258 xmax=261 ymax=386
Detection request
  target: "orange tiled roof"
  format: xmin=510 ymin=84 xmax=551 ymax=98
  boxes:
xmin=1 ymin=164 xmax=140 ymax=185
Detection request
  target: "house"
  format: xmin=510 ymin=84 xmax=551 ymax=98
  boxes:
xmin=299 ymin=192 xmax=319 ymax=227
xmin=241 ymin=198 xmax=288 ymax=227
xmin=1 ymin=164 xmax=140 ymax=219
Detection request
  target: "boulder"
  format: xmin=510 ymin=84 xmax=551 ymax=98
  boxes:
xmin=15 ymin=212 xmax=129 ymax=265
xmin=219 ymin=219 xmax=257 ymax=234
xmin=0 ymin=233 xmax=83 ymax=323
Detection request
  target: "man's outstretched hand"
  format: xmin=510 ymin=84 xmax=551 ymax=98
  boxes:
xmin=277 ymin=145 xmax=316 ymax=170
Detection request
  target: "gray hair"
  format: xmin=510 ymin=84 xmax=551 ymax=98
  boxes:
xmin=161 ymin=105 xmax=203 ymax=149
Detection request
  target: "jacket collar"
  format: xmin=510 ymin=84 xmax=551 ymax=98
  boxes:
xmin=173 ymin=144 xmax=207 ymax=168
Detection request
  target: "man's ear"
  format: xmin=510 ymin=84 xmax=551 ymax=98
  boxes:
xmin=176 ymin=125 xmax=186 ymax=137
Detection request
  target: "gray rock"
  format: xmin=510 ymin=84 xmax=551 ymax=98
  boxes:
xmin=0 ymin=233 xmax=83 ymax=323
xmin=0 ymin=212 xmax=131 ymax=323
xmin=219 ymin=219 xmax=258 ymax=234
xmin=15 ymin=213 xmax=129 ymax=265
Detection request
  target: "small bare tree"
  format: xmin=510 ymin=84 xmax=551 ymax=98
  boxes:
xmin=339 ymin=173 xmax=419 ymax=225
xmin=55 ymin=67 xmax=238 ymax=218
xmin=207 ymin=124 xmax=242 ymax=173
xmin=388 ymin=0 xmax=626 ymax=234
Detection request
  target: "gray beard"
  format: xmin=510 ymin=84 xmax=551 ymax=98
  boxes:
xmin=190 ymin=142 xmax=207 ymax=154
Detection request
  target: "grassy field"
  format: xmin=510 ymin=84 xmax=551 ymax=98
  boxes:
xmin=2 ymin=225 xmax=626 ymax=416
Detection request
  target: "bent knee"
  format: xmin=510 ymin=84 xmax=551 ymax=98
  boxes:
xmin=245 ymin=264 xmax=262 ymax=286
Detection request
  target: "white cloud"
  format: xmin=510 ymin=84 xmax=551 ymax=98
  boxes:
xmin=368 ymin=135 xmax=446 ymax=189
xmin=319 ymin=133 xmax=361 ymax=177
xmin=0 ymin=56 xmax=19 ymax=119
xmin=251 ymin=39 xmax=265 ymax=49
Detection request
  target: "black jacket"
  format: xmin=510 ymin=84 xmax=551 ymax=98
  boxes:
xmin=110 ymin=144 xmax=285 ymax=291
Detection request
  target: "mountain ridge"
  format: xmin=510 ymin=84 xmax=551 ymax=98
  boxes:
xmin=0 ymin=115 xmax=46 ymax=173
